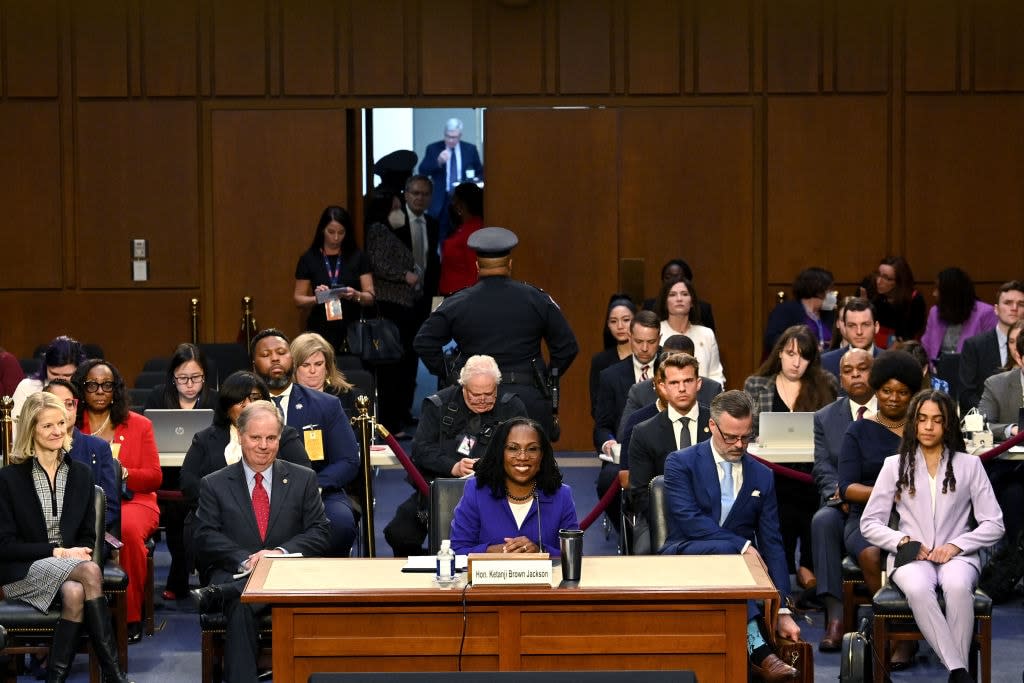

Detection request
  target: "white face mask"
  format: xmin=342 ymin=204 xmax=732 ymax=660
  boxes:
xmin=387 ymin=210 xmax=405 ymax=229
xmin=821 ymin=290 xmax=838 ymax=311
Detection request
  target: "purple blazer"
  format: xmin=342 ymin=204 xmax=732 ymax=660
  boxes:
xmin=450 ymin=480 xmax=578 ymax=557
xmin=920 ymin=300 xmax=998 ymax=360
xmin=861 ymin=449 xmax=1004 ymax=577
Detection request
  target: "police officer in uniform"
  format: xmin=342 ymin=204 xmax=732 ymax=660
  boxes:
xmin=413 ymin=227 xmax=578 ymax=440
xmin=384 ymin=355 xmax=527 ymax=556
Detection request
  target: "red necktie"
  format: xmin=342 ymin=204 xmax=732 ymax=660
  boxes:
xmin=252 ymin=472 xmax=270 ymax=541
xmin=856 ymin=406 xmax=867 ymax=420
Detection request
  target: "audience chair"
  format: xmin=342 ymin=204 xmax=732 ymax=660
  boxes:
xmin=133 ymin=371 xmax=164 ymax=390
xmin=83 ymin=344 xmax=105 ymax=360
xmin=335 ymin=354 xmax=364 ymax=373
xmin=199 ymin=614 xmax=272 ymax=683
xmin=196 ymin=343 xmax=248 ymax=388
xmin=18 ymin=358 xmax=36 ymax=376
xmin=128 ymin=388 xmax=151 ymax=412
xmin=428 ymin=477 xmax=468 ymax=554
xmin=871 ymin=583 xmax=991 ymax=683
xmin=141 ymin=357 xmax=170 ymax=373
xmin=841 ymin=556 xmax=873 ymax=634
xmin=0 ymin=486 xmax=113 ymax=683
xmin=648 ymin=475 xmax=669 ymax=554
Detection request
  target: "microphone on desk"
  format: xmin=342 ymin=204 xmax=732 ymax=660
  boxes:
xmin=535 ymin=490 xmax=544 ymax=554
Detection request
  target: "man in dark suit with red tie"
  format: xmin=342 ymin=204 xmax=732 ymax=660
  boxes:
xmin=192 ymin=401 xmax=330 ymax=683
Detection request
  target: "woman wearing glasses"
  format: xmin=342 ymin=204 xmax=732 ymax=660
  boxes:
xmin=142 ymin=343 xmax=218 ymax=602
xmin=73 ymin=359 xmax=162 ymax=645
xmin=180 ymin=372 xmax=310 ymax=582
xmin=144 ymin=343 xmax=218 ymax=411
xmin=450 ymin=417 xmax=578 ymax=557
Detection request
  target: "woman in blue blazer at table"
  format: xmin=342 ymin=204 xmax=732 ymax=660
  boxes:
xmin=450 ymin=417 xmax=578 ymax=557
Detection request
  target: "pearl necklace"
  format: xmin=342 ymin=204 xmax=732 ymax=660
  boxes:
xmin=506 ymin=482 xmax=537 ymax=503
xmin=875 ymin=413 xmax=906 ymax=431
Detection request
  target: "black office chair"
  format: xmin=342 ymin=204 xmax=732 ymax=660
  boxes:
xmin=133 ymin=371 xmax=164 ymax=389
xmin=142 ymin=357 xmax=170 ymax=373
xmin=648 ymin=475 xmax=669 ymax=554
xmin=428 ymin=478 xmax=468 ymax=554
xmin=197 ymin=343 xmax=249 ymax=388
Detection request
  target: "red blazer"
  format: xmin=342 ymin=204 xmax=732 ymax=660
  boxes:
xmin=82 ymin=411 xmax=162 ymax=515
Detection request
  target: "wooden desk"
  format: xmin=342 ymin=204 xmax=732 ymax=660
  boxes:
xmin=242 ymin=554 xmax=778 ymax=683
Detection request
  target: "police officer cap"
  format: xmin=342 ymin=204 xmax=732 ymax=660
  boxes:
xmin=468 ymin=227 xmax=518 ymax=257
xmin=373 ymin=149 xmax=418 ymax=193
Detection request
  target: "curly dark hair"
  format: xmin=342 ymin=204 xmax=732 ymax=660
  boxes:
xmin=894 ymin=389 xmax=965 ymax=500
xmin=71 ymin=358 xmax=129 ymax=428
xmin=472 ymin=417 xmax=563 ymax=498
xmin=868 ymin=350 xmax=923 ymax=394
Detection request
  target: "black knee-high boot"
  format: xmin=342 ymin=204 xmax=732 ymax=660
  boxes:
xmin=46 ymin=618 xmax=82 ymax=683
xmin=82 ymin=597 xmax=133 ymax=683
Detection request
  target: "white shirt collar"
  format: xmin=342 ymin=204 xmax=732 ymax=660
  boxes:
xmin=666 ymin=402 xmax=700 ymax=424
xmin=849 ymin=395 xmax=878 ymax=420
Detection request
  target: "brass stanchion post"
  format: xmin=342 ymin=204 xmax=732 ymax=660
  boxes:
xmin=351 ymin=395 xmax=376 ymax=557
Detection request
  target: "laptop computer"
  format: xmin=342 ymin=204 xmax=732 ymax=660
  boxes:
xmin=755 ymin=411 xmax=815 ymax=452
xmin=147 ymin=409 xmax=214 ymax=453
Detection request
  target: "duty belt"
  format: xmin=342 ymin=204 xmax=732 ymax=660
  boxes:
xmin=500 ymin=369 xmax=535 ymax=386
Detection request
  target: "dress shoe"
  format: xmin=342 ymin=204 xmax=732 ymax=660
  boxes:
xmin=889 ymin=640 xmax=918 ymax=670
xmin=190 ymin=585 xmax=224 ymax=613
xmin=819 ymin=618 xmax=843 ymax=652
xmin=796 ymin=566 xmax=817 ymax=591
xmin=750 ymin=653 xmax=799 ymax=682
xmin=126 ymin=622 xmax=143 ymax=645
xmin=161 ymin=589 xmax=178 ymax=601
xmin=948 ymin=668 xmax=974 ymax=682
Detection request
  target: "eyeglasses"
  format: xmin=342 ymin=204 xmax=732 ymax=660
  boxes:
xmin=173 ymin=374 xmax=205 ymax=386
xmin=504 ymin=445 xmax=542 ymax=459
xmin=716 ymin=428 xmax=754 ymax=445
xmin=83 ymin=381 xmax=115 ymax=393
xmin=61 ymin=398 xmax=78 ymax=411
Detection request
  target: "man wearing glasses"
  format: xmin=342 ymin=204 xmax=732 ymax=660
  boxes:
xmin=660 ymin=390 xmax=801 ymax=682
xmin=383 ymin=354 xmax=526 ymax=557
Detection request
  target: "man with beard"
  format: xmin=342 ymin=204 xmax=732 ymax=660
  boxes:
xmin=250 ymin=328 xmax=359 ymax=556
xmin=809 ymin=347 xmax=876 ymax=651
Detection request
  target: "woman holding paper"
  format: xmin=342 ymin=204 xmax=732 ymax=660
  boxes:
xmin=293 ymin=205 xmax=375 ymax=354
xmin=861 ymin=390 xmax=1003 ymax=683
xmin=450 ymin=417 xmax=578 ymax=557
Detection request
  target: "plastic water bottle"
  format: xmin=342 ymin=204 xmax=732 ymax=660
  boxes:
xmin=436 ymin=539 xmax=456 ymax=586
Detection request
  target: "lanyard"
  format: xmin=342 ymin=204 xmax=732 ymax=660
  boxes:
xmin=322 ymin=250 xmax=341 ymax=287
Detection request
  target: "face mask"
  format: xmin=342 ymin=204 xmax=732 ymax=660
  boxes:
xmin=821 ymin=290 xmax=838 ymax=311
xmin=387 ymin=210 xmax=405 ymax=229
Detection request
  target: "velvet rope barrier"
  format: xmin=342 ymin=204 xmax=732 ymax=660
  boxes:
xmin=374 ymin=424 xmax=430 ymax=497
xmin=747 ymin=455 xmax=814 ymax=485
xmin=579 ymin=478 xmax=622 ymax=531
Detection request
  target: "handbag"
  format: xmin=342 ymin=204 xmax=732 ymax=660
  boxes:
xmin=347 ymin=310 xmax=403 ymax=364
xmin=839 ymin=619 xmax=873 ymax=682
xmin=776 ymin=636 xmax=814 ymax=683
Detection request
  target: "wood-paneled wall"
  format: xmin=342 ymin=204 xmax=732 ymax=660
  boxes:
xmin=2 ymin=0 xmax=1023 ymax=449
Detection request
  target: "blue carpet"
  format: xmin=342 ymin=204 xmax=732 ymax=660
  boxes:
xmin=46 ymin=452 xmax=1024 ymax=682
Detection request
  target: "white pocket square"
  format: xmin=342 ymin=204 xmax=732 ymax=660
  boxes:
xmin=751 ymin=490 xmax=761 ymax=497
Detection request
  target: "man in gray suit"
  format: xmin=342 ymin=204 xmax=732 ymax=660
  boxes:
xmin=978 ymin=328 xmax=1024 ymax=442
xmin=192 ymin=401 xmax=330 ymax=683
xmin=809 ymin=348 xmax=875 ymax=651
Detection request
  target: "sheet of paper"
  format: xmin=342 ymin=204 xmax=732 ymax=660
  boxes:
xmin=402 ymin=555 xmax=469 ymax=573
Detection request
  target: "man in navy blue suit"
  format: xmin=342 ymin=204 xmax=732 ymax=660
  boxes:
xmin=251 ymin=329 xmax=360 ymax=556
xmin=661 ymin=390 xmax=801 ymax=682
xmin=809 ymin=347 xmax=875 ymax=651
xmin=418 ymin=118 xmax=483 ymax=239
xmin=821 ymin=298 xmax=880 ymax=380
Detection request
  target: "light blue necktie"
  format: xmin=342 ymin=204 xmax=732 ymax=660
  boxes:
xmin=719 ymin=461 xmax=734 ymax=525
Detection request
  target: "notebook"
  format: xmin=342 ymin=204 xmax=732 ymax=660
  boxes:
xmin=756 ymin=411 xmax=815 ymax=452
xmin=147 ymin=409 xmax=214 ymax=453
